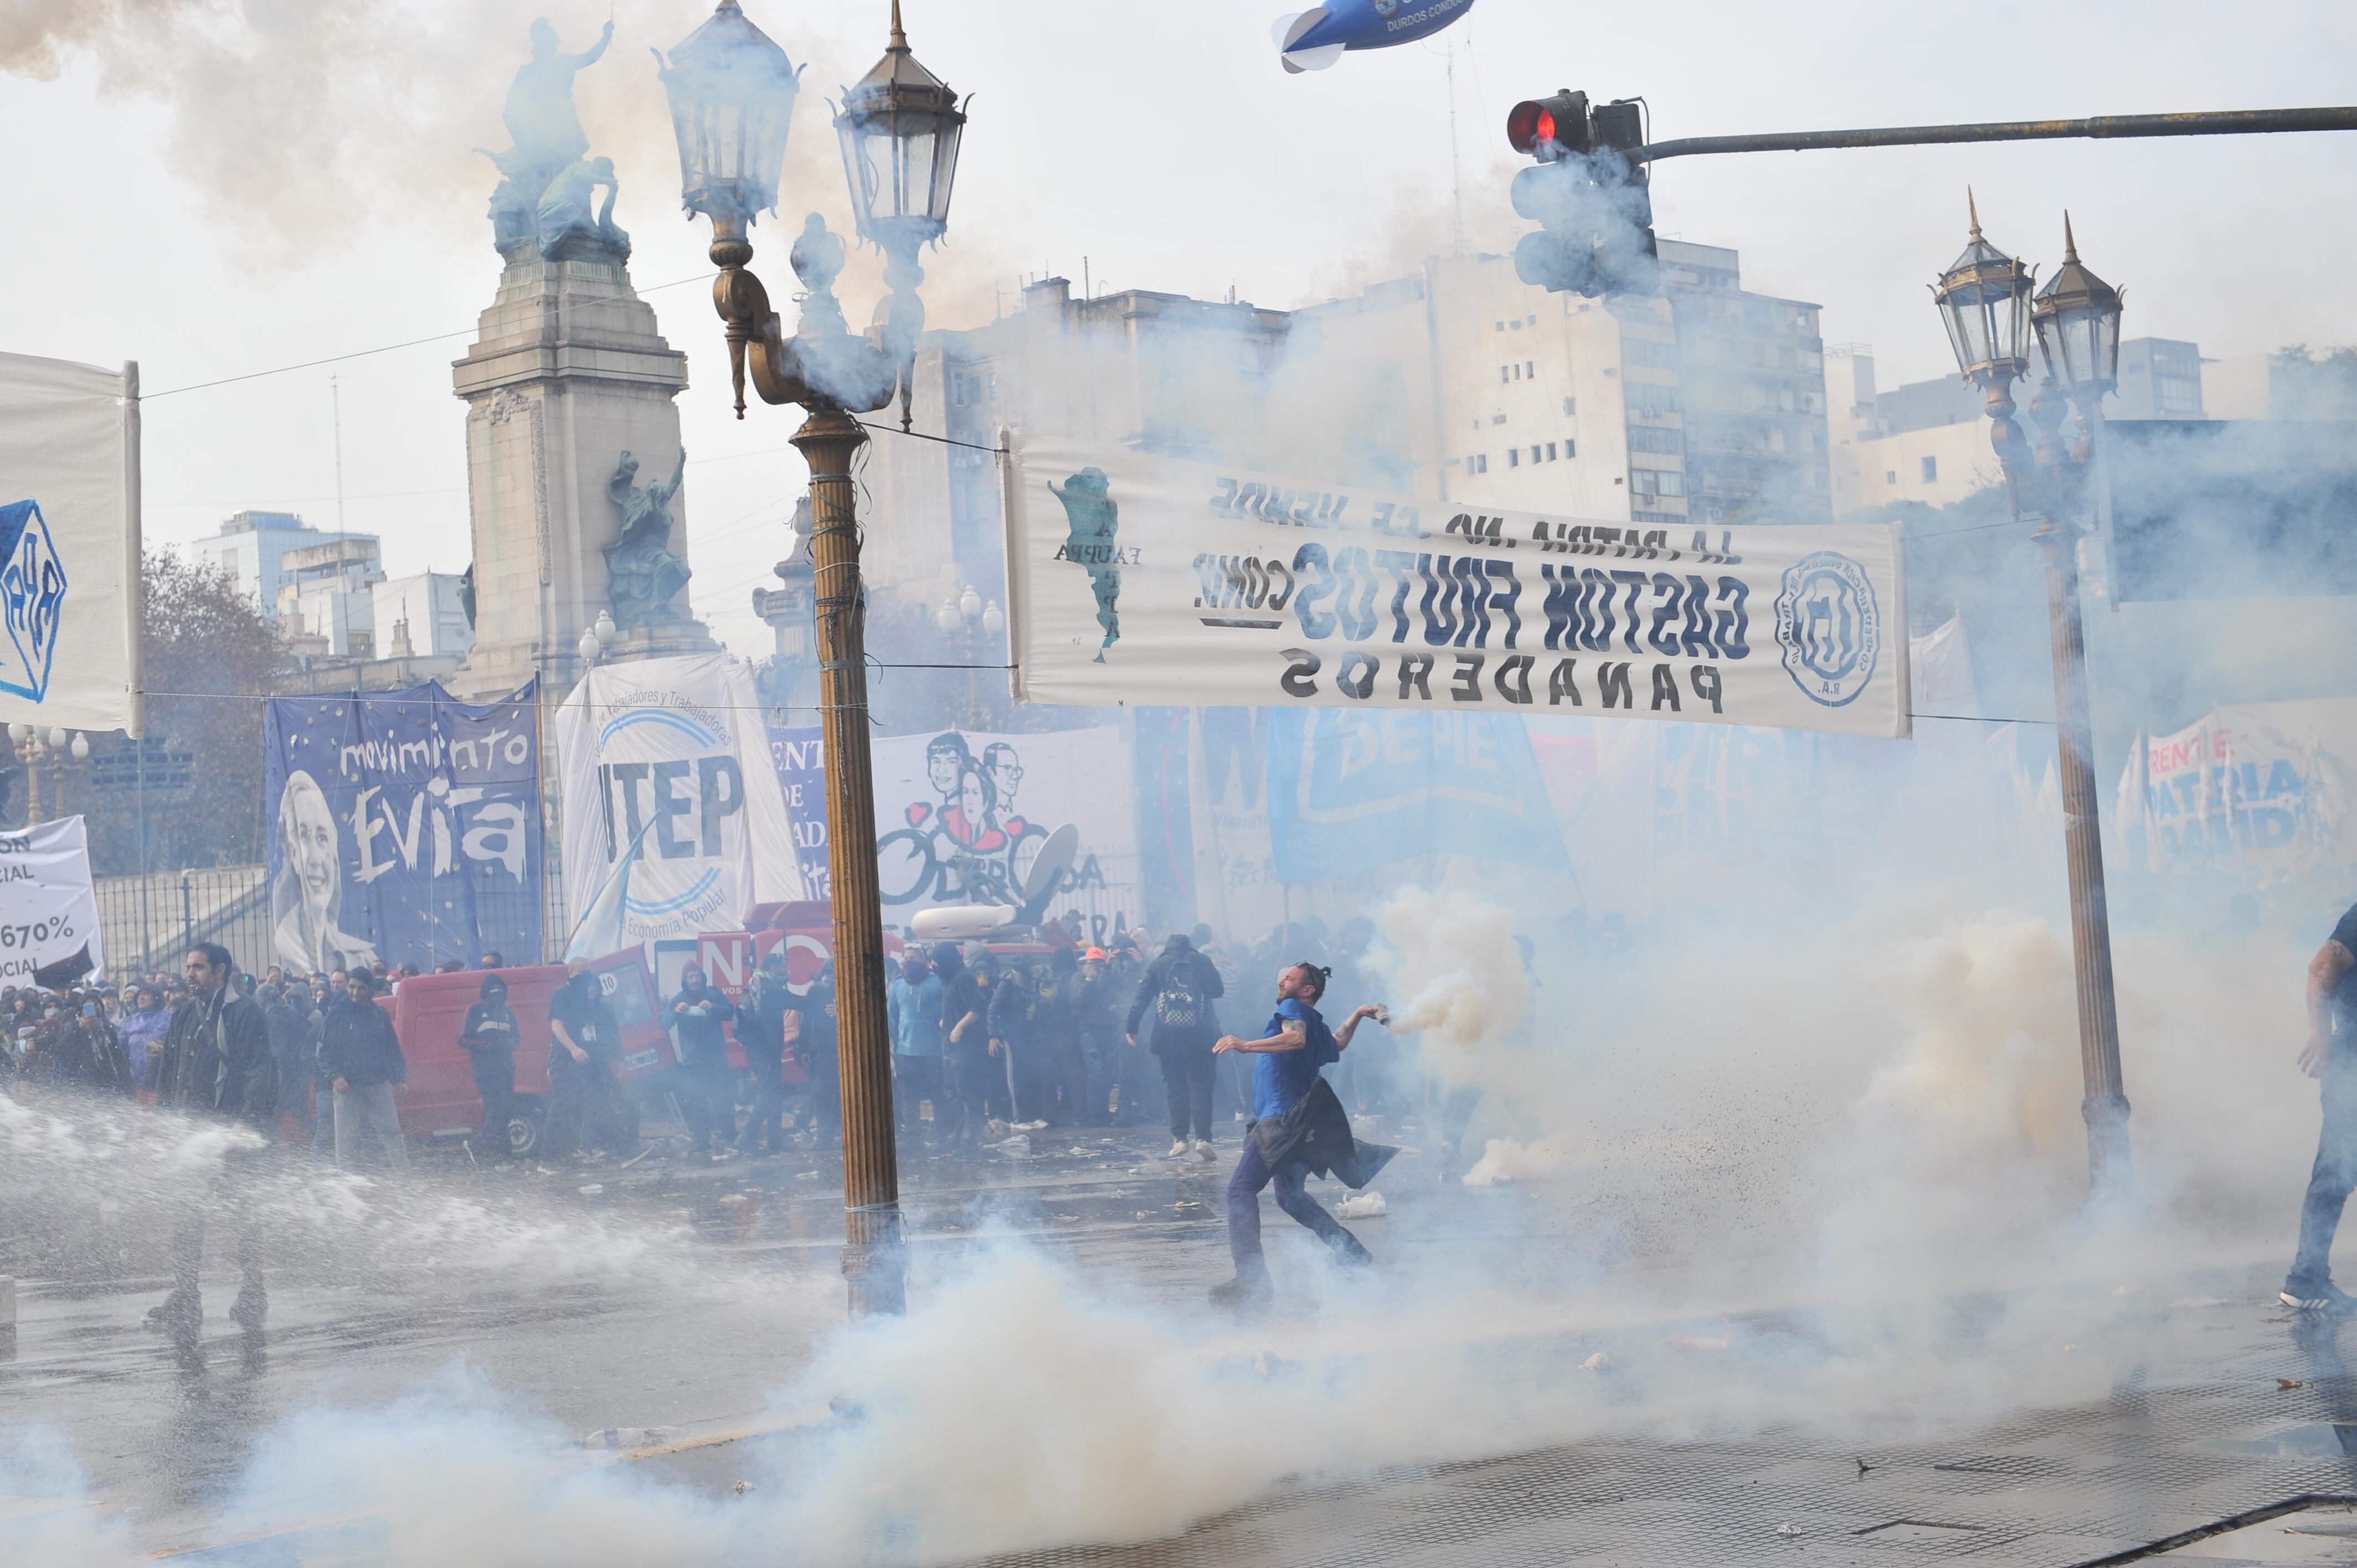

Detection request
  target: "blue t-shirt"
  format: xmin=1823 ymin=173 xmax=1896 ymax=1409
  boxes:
xmin=1252 ymin=998 xmax=1339 ymax=1121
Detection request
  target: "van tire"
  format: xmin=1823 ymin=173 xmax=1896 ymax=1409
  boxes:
xmin=507 ymin=1096 xmax=547 ymax=1160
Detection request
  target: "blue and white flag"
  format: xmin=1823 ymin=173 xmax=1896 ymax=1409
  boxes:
xmin=263 ymin=678 xmax=543 ymax=975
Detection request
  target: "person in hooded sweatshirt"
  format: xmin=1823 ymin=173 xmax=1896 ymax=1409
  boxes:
xmin=460 ymin=971 xmax=521 ymax=1163
xmin=666 ymin=961 xmax=739 ymax=1159
xmin=318 ymin=971 xmax=410 ymax=1175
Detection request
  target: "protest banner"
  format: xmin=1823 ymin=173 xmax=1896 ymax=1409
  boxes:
xmin=0 ymin=816 xmax=104 ymax=986
xmin=0 ymin=352 xmax=142 ymax=735
xmin=1002 ymin=435 xmax=1908 ymax=739
xmin=264 ymin=678 xmax=543 ymax=975
xmin=554 ymin=654 xmax=805 ymax=948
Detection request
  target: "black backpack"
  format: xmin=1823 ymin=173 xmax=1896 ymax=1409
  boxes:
xmin=1154 ymin=958 xmax=1206 ymax=1029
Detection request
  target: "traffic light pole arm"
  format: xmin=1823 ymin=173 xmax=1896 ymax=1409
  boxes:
xmin=1634 ymin=104 xmax=2357 ymax=164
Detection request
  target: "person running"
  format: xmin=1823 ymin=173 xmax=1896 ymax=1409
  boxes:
xmin=2287 ymin=903 xmax=2357 ymax=1312
xmin=1210 ymin=961 xmax=1388 ymax=1309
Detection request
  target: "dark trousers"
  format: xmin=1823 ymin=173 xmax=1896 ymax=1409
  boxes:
xmin=740 ymin=1055 xmax=786 ymax=1149
xmin=679 ymin=1061 xmax=735 ymax=1151
xmin=1040 ymin=1033 xmax=1090 ymax=1126
xmin=1160 ymin=1048 xmax=1216 ymax=1142
xmin=171 ymin=1148 xmax=264 ymax=1307
xmin=2294 ymin=1060 xmax=2357 ymax=1282
xmin=472 ymin=1056 xmax=516 ymax=1160
xmin=1225 ymin=1138 xmax=1367 ymax=1283
xmin=893 ymin=1054 xmax=943 ymax=1137
xmin=799 ymin=1046 xmax=841 ymax=1144
xmin=545 ymin=1055 xmax=624 ymax=1161
xmin=944 ymin=1050 xmax=994 ymax=1143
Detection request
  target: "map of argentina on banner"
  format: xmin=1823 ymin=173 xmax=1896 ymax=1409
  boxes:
xmin=0 ymin=353 xmax=142 ymax=735
xmin=1002 ymin=435 xmax=1909 ymax=740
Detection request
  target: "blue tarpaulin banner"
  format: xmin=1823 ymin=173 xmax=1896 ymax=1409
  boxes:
xmin=1264 ymin=709 xmax=1568 ymax=883
xmin=263 ymin=677 xmax=543 ymax=976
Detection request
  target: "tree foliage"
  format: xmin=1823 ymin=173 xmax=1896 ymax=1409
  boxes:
xmin=56 ymin=552 xmax=282 ymax=873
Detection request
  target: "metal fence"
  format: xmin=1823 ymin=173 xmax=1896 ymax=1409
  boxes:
xmin=94 ymin=859 xmax=569 ymax=982
xmin=95 ymin=865 xmax=272 ymax=981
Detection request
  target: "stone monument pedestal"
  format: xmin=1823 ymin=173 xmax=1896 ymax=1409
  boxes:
xmin=449 ymin=247 xmax=717 ymax=701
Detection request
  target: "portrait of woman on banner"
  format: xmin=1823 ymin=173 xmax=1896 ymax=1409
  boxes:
xmin=271 ymin=770 xmax=379 ymax=977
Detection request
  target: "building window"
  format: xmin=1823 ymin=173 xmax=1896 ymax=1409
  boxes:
xmin=1920 ymin=455 xmax=1938 ymax=483
xmin=1526 ymin=360 xmax=1536 ymax=377
xmin=1509 ymin=448 xmax=1521 ymax=468
xmin=1545 ymin=442 xmax=1557 ymax=461
xmin=1885 ymin=470 xmax=1897 ymax=485
xmin=1510 ymin=318 xmax=1522 ymax=331
xmin=1562 ymin=396 xmax=1576 ymax=416
xmin=1565 ymin=438 xmax=1575 ymax=458
xmin=1495 ymin=321 xmax=1505 ymax=332
xmin=1500 ymin=365 xmax=1511 ymax=384
xmin=1490 ymin=414 xmax=1506 ymax=426
xmin=1475 ymin=454 xmax=1489 ymax=473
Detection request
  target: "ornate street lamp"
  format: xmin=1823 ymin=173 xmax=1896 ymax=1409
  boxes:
xmin=834 ymin=0 xmax=967 ymax=432
xmin=1931 ymin=199 xmax=2132 ymax=1206
xmin=2031 ymin=215 xmax=2125 ymax=403
xmin=657 ymin=0 xmax=972 ymax=1317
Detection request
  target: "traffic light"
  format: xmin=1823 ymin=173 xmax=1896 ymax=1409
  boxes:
xmin=1508 ymin=91 xmax=1660 ymax=298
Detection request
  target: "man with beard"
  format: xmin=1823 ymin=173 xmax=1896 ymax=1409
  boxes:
xmin=146 ymin=943 xmax=276 ymax=1337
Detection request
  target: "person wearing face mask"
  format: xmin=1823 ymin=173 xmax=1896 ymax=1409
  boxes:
xmin=543 ymin=958 xmax=628 ymax=1168
xmin=666 ymin=961 xmax=739 ymax=1159
xmin=735 ymin=946 xmax=795 ymax=1157
xmin=459 ymin=972 xmax=521 ymax=1164
xmin=318 ymin=971 xmax=410 ymax=1175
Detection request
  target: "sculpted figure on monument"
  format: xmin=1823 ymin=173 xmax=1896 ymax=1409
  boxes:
xmin=476 ymin=17 xmax=617 ymax=255
xmin=536 ymin=154 xmax=630 ymax=259
xmin=604 ymin=450 xmax=693 ymax=630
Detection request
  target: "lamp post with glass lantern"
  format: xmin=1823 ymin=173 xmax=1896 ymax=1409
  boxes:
xmin=934 ymin=584 xmax=1002 ymax=730
xmin=657 ymin=0 xmax=967 ymax=1316
xmin=1931 ymin=197 xmax=2132 ymax=1203
xmin=8 ymin=725 xmax=87 ymax=827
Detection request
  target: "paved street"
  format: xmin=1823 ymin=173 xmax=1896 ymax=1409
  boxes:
xmin=5 ymin=1110 xmax=2356 ymax=1566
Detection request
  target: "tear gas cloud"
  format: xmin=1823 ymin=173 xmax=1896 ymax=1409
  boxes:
xmin=8 ymin=49 xmax=2357 ymax=1567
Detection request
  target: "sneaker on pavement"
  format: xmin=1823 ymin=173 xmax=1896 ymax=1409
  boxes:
xmin=143 ymin=1290 xmax=200 ymax=1333
xmin=1169 ymin=1139 xmax=1190 ymax=1158
xmin=1191 ymin=1139 xmax=1217 ymax=1161
xmin=2282 ymin=1277 xmax=2357 ymax=1314
xmin=229 ymin=1285 xmax=267 ymax=1330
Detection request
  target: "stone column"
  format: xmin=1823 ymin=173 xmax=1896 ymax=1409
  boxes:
xmin=449 ymin=246 xmax=717 ymax=701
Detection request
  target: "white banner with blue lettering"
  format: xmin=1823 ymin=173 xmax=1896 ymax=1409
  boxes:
xmin=555 ymin=653 xmax=807 ymax=949
xmin=1002 ymin=435 xmax=1910 ymax=739
xmin=0 ymin=352 xmax=141 ymax=735
xmin=0 ymin=816 xmax=105 ymax=987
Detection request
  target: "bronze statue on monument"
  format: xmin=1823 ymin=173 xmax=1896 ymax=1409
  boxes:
xmin=476 ymin=17 xmax=627 ymax=259
xmin=603 ymin=450 xmax=693 ymax=630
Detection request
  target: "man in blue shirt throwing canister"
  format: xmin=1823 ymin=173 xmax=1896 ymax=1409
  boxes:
xmin=1210 ymin=961 xmax=1390 ymax=1309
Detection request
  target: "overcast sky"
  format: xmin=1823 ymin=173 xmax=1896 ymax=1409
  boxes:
xmin=3 ymin=0 xmax=2351 ymax=655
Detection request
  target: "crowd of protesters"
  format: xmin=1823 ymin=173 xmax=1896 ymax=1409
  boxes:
xmin=0 ymin=911 xmax=1428 ymax=1179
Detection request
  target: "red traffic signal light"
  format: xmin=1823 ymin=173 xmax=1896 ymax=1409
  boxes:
xmin=1507 ymin=90 xmax=1589 ymax=159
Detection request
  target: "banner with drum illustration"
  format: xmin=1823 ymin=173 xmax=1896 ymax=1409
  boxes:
xmin=1001 ymin=435 xmax=1910 ymax=739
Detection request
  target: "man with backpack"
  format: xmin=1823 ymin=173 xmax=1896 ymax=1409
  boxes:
xmin=1126 ymin=931 xmax=1225 ymax=1161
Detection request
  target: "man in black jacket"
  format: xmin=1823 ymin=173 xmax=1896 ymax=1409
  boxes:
xmin=146 ymin=943 xmax=276 ymax=1337
xmin=544 ymin=959 xmax=629 ymax=1165
xmin=783 ymin=959 xmax=840 ymax=1150
xmin=734 ymin=947 xmax=793 ymax=1155
xmin=320 ymin=972 xmax=410 ymax=1175
xmin=1126 ymin=932 xmax=1226 ymax=1162
xmin=666 ymin=961 xmax=739 ymax=1158
xmin=459 ymin=972 xmax=520 ymax=1164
